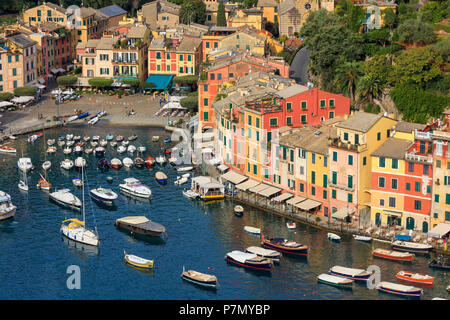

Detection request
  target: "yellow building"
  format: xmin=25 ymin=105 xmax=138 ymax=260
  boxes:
xmin=219 ymin=29 xmax=266 ymax=56
xmin=23 ymin=2 xmax=67 ymax=26
xmin=278 ymin=0 xmax=319 ymax=37
xmin=257 ymin=0 xmax=279 ymax=24
xmin=228 ymin=8 xmax=264 ymax=30
xmin=355 ymin=0 xmax=398 ymax=31
xmin=431 ymin=131 xmax=450 ymax=229
xmin=392 ymin=121 xmax=427 ymax=142
xmin=203 ymin=0 xmax=231 ymax=25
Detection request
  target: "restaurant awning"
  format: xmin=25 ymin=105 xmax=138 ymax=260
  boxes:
xmin=286 ymin=196 xmax=307 ymax=206
xmin=332 ymin=207 xmax=356 ymax=220
xmin=249 ymin=183 xmax=271 ymax=194
xmin=0 ymin=101 xmax=13 ymax=108
xmin=428 ymin=223 xmax=450 ymax=238
xmin=217 ymin=164 xmax=229 ymax=172
xmin=208 ymin=157 xmax=221 ymax=165
xmin=383 ymin=210 xmax=402 ymax=217
xmin=39 ymin=78 xmax=46 ymax=84
xmin=51 ymin=68 xmax=59 ymax=74
xmin=145 ymin=74 xmax=174 ymax=90
xmin=236 ymin=179 xmax=260 ymax=191
xmin=272 ymin=192 xmax=294 ymax=203
xmin=258 ymin=186 xmax=282 ymax=198
xmin=295 ymin=199 xmax=322 ymax=211
xmin=221 ymin=170 xmax=248 ymax=185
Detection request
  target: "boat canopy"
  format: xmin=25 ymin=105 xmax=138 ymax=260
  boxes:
xmin=221 ymin=170 xmax=248 ymax=185
xmin=395 ymin=234 xmax=412 ymax=241
xmin=62 ymin=218 xmax=85 ymax=228
xmin=227 ymin=251 xmax=257 ymax=263
xmin=427 ymin=223 xmax=450 ymax=238
xmin=116 ymin=216 xmax=150 ymax=225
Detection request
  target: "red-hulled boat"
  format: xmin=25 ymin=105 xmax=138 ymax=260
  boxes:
xmin=261 ymin=235 xmax=308 ymax=256
xmin=164 ymin=149 xmax=172 ymax=155
xmin=145 ymin=156 xmax=155 ymax=168
xmin=225 ymin=250 xmax=272 ymax=272
xmin=372 ymin=248 xmax=414 ymax=262
xmin=396 ymin=271 xmax=434 ymax=285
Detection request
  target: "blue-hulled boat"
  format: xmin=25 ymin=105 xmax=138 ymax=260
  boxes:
xmin=225 ymin=250 xmax=272 ymax=272
xmin=164 ymin=137 xmax=171 ymax=144
xmin=329 ymin=266 xmax=371 ymax=281
xmin=89 ymin=187 xmax=118 ymax=205
xmin=377 ymin=281 xmax=423 ymax=298
xmin=181 ymin=266 xmax=219 ymax=289
xmin=155 ymin=171 xmax=168 ymax=185
xmin=77 ymin=112 xmax=89 ymax=119
xmin=261 ymin=235 xmax=308 ymax=256
xmin=98 ymin=158 xmax=110 ymax=169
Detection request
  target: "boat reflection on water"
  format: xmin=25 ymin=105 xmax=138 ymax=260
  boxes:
xmin=124 ymin=262 xmax=155 ymax=275
xmin=62 ymin=236 xmax=99 ymax=256
xmin=119 ymin=190 xmax=151 ymax=205
xmin=114 ymin=226 xmax=167 ymax=245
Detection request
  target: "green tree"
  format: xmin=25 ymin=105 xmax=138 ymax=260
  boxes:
xmin=301 ymin=10 xmax=364 ymax=90
xmin=217 ymin=0 xmax=227 ymax=27
xmin=393 ymin=46 xmax=443 ymax=87
xmin=0 ymin=92 xmax=13 ymax=101
xmin=179 ymin=0 xmax=206 ymax=24
xmin=419 ymin=1 xmax=448 ymax=24
xmin=364 ymin=55 xmax=393 ymax=87
xmin=356 ymin=74 xmax=384 ymax=105
xmin=334 ymin=61 xmax=364 ymax=103
xmin=382 ymin=8 xmax=397 ymax=30
xmin=14 ymin=86 xmax=37 ymax=96
xmin=395 ymin=19 xmax=437 ymax=46
xmin=335 ymin=0 xmax=365 ymax=33
xmin=88 ymin=78 xmax=113 ymax=88
xmin=431 ymin=37 xmax=450 ymax=62
xmin=57 ymin=75 xmax=78 ymax=87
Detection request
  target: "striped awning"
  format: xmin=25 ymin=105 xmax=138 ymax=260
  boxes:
xmin=272 ymin=192 xmax=294 ymax=202
xmin=236 ymin=179 xmax=260 ymax=191
xmin=294 ymin=199 xmax=322 ymax=211
xmin=286 ymin=196 xmax=307 ymax=206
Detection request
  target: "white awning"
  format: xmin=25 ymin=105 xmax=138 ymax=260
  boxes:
xmin=208 ymin=157 xmax=221 ymax=165
xmin=249 ymin=183 xmax=271 ymax=194
xmin=383 ymin=210 xmax=402 ymax=217
xmin=0 ymin=101 xmax=13 ymax=108
xmin=332 ymin=207 xmax=355 ymax=220
xmin=51 ymin=68 xmax=59 ymax=74
xmin=33 ymin=83 xmax=46 ymax=89
xmin=428 ymin=223 xmax=450 ymax=238
xmin=39 ymin=78 xmax=46 ymax=84
xmin=295 ymin=199 xmax=322 ymax=211
xmin=272 ymin=192 xmax=294 ymax=202
xmin=258 ymin=186 xmax=282 ymax=197
xmin=286 ymin=196 xmax=307 ymax=206
xmin=217 ymin=164 xmax=229 ymax=172
xmin=236 ymin=179 xmax=260 ymax=191
xmin=221 ymin=170 xmax=248 ymax=185
xmin=11 ymin=96 xmax=34 ymax=104
xmin=202 ymin=147 xmax=213 ymax=153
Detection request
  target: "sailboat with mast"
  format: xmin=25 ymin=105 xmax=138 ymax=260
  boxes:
xmin=18 ymin=169 xmax=28 ymax=192
xmin=60 ymin=165 xmax=99 ymax=247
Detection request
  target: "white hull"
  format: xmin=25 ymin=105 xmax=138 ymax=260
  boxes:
xmin=119 ymin=186 xmax=151 ymax=198
xmin=61 ymin=225 xmax=99 ymax=246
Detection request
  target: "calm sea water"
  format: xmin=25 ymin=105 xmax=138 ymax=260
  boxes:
xmin=0 ymin=125 xmax=448 ymax=300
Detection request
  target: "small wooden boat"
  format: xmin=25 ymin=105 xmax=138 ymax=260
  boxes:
xmin=72 ymin=178 xmax=83 ymax=187
xmin=115 ymin=216 xmax=166 ymax=237
xmin=63 ymin=147 xmax=72 ymax=155
xmin=244 ymin=226 xmax=260 ymax=235
xmin=128 ymin=135 xmax=138 ymax=141
xmin=261 ymin=235 xmax=308 ymax=256
xmin=66 ymin=140 xmax=75 ymax=147
xmin=318 ymin=274 xmax=354 ymax=289
xmin=47 ymin=146 xmax=57 ymax=154
xmin=58 ymin=140 xmax=65 ymax=147
xmin=121 ymin=140 xmax=129 ymax=147
xmin=66 ymin=134 xmax=74 ymax=141
xmin=83 ymin=136 xmax=90 ymax=142
xmin=127 ymin=145 xmax=136 ymax=153
xmin=245 ymin=246 xmax=281 ymax=263
xmin=123 ymin=157 xmax=133 ymax=168
xmin=18 ymin=180 xmax=28 ymax=192
xmin=177 ymin=166 xmax=193 ymax=172
xmin=377 ymin=281 xmax=422 ymax=298
xmin=181 ymin=266 xmax=218 ymax=289
xmin=373 ymin=248 xmax=414 ymax=262
xmin=234 ymin=205 xmax=244 ymax=216
xmin=174 ymin=176 xmax=188 ymax=185
xmin=37 ymin=175 xmax=52 ymax=191
xmin=73 ymin=136 xmax=81 ymax=141
xmin=110 ymin=141 xmax=117 ymax=147
xmin=124 ymin=251 xmax=154 ymax=269
xmin=74 ymin=145 xmax=83 ymax=155
xmin=42 ymin=161 xmax=51 ymax=171
xmin=329 ymin=266 xmax=371 ymax=281
xmin=95 ymin=147 xmax=106 ymax=157
xmin=145 ymin=156 xmax=155 ymax=168
xmin=106 ymin=176 xmax=114 ymax=184
xmin=138 ymin=146 xmax=146 ymax=153
xmin=47 ymin=139 xmax=55 ymax=146
xmin=84 ymin=148 xmax=93 ymax=155
xmin=428 ymin=256 xmax=450 ymax=270
xmin=353 ymin=235 xmax=372 ymax=242
xmin=286 ymin=222 xmax=296 ymax=229
xmin=155 ymin=171 xmax=168 ymax=184
xmin=111 ymin=158 xmax=122 ymax=170
xmin=396 ymin=271 xmax=434 ymax=285
xmin=182 ymin=189 xmax=199 ymax=199
xmin=116 ymin=135 xmax=124 ymax=142
xmin=106 ymin=134 xmax=114 ymax=141
xmin=99 ymin=139 xmax=107 ymax=147
xmin=225 ymin=250 xmax=272 ymax=272
xmin=152 ymin=136 xmax=159 ymax=142
xmin=134 ymin=157 xmax=145 ymax=168
xmin=92 ymin=135 xmax=100 ymax=141
xmin=117 ymin=146 xmax=126 ymax=154
xmin=391 ymin=241 xmax=433 ymax=254
xmin=60 ymin=159 xmax=73 ymax=170
xmin=328 ymin=233 xmax=341 ymax=242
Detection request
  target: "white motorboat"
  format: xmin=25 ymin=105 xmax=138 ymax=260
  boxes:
xmin=121 ymin=140 xmax=129 ymax=146
xmin=63 ymin=147 xmax=72 ymax=155
xmin=60 ymin=167 xmax=100 ymax=247
xmin=88 ymin=117 xmax=98 ymax=125
xmin=328 ymin=233 xmax=341 ymax=242
xmin=66 ymin=140 xmax=75 ymax=147
xmin=92 ymin=135 xmax=100 ymax=141
xmin=47 ymin=139 xmax=55 ymax=146
xmin=244 ymin=226 xmax=261 ymax=235
xmin=127 ymin=145 xmax=136 ymax=153
xmin=99 ymin=139 xmax=108 ymax=147
xmin=49 ymin=189 xmax=81 ymax=210
xmin=182 ymin=189 xmax=199 ymax=199
xmin=18 ymin=180 xmax=28 ymax=192
xmin=84 ymin=148 xmax=93 ymax=155
xmin=123 ymin=157 xmax=133 ymax=168
xmin=73 ymin=136 xmax=81 ymax=141
xmin=156 ymin=155 xmax=166 ymax=165
xmin=90 ymin=141 xmax=98 ymax=148
xmin=0 ymin=145 xmax=17 ymax=154
xmin=353 ymin=235 xmax=372 ymax=242
xmin=111 ymin=158 xmax=122 ymax=169
xmin=0 ymin=191 xmax=16 ymax=221
xmin=83 ymin=136 xmax=90 ymax=142
xmin=42 ymin=161 xmax=51 ymax=171
xmin=287 ymin=222 xmax=296 ymax=229
xmin=110 ymin=141 xmax=117 ymax=147
xmin=174 ymin=177 xmax=188 ymax=185
xmin=17 ymin=157 xmax=33 ymax=172
xmin=74 ymin=145 xmax=83 ymax=154
xmin=60 ymin=159 xmax=74 ymax=170
xmin=179 ymin=173 xmax=190 ymax=179
xmin=46 ymin=146 xmax=57 ymax=154
xmin=66 ymin=134 xmax=74 ymax=141
xmin=177 ymin=166 xmax=193 ymax=172
xmin=89 ymin=187 xmax=118 ymax=205
xmin=74 ymin=157 xmax=86 ymax=170
xmin=72 ymin=178 xmax=83 ymax=187
xmin=318 ymin=274 xmax=354 ymax=288
xmin=117 ymin=146 xmax=126 ymax=154
xmin=138 ymin=146 xmax=146 ymax=153
xmin=95 ymin=147 xmax=105 ymax=157
xmin=58 ymin=140 xmax=65 ymax=147
xmin=391 ymin=240 xmax=433 ymax=254
xmin=119 ymin=178 xmax=151 ymax=198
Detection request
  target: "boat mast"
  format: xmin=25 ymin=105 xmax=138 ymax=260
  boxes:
xmin=82 ymin=164 xmax=85 ymax=224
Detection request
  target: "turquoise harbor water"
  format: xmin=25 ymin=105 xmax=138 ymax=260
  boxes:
xmin=0 ymin=125 xmax=449 ymax=300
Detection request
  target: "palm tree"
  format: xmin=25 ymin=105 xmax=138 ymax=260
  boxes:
xmin=334 ymin=61 xmax=364 ymax=103
xmin=356 ymin=74 xmax=384 ymax=105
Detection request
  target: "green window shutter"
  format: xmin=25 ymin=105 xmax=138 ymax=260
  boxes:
xmin=311 ymin=171 xmax=316 ymax=184
xmin=332 ymin=189 xmax=336 ymax=199
xmin=332 ymin=172 xmax=337 ymax=184
xmin=332 ymin=151 xmax=337 ymax=162
xmin=348 ymin=175 xmax=353 ymax=188
xmin=348 ymin=193 xmax=353 ymax=203
xmin=323 ymin=174 xmax=328 ymax=188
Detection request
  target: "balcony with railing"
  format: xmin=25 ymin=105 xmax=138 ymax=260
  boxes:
xmin=414 ymin=129 xmax=432 ymax=141
xmin=404 ymin=152 xmax=433 ymax=164
xmin=329 ymin=180 xmax=355 ymax=192
xmin=328 ymin=138 xmax=367 ymax=152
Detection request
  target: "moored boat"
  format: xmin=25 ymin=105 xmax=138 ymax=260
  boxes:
xmin=47 ymin=146 xmax=57 ymax=154
xmin=123 ymin=157 xmax=133 ymax=168
xmin=0 ymin=145 xmax=17 ymax=154
xmin=329 ymin=266 xmax=371 ymax=281
xmin=182 ymin=189 xmax=199 ymax=199
xmin=234 ymin=205 xmax=244 ymax=216
xmin=119 ymin=178 xmax=151 ymax=198
xmin=124 ymin=251 xmax=154 ymax=269
xmin=72 ymin=178 xmax=83 ymax=187
xmin=37 ymin=174 xmax=52 ymax=191
xmin=286 ymin=222 xmax=296 ymax=229
xmin=49 ymin=189 xmax=81 ymax=211
xmin=111 ymin=158 xmax=122 ymax=170
xmin=396 ymin=271 xmax=434 ymax=285
xmin=261 ymin=235 xmax=308 ymax=256
xmin=152 ymin=136 xmax=159 ymax=142
xmin=245 ymin=246 xmax=281 ymax=263
xmin=373 ymin=248 xmax=414 ymax=262
xmin=181 ymin=266 xmax=218 ymax=289
xmin=0 ymin=191 xmax=16 ymax=221
xmin=90 ymin=187 xmax=118 ymax=205
xmin=328 ymin=233 xmax=341 ymax=242
xmin=116 ymin=135 xmax=124 ymax=142
xmin=42 ymin=161 xmax=51 ymax=171
xmin=128 ymin=135 xmax=138 ymax=141
xmin=174 ymin=176 xmax=188 ymax=185
xmin=155 ymin=171 xmax=168 ymax=184
xmin=377 ymin=281 xmax=423 ymax=298
xmin=95 ymin=147 xmax=105 ymax=157
xmin=134 ymin=157 xmax=145 ymax=168
xmin=391 ymin=240 xmax=433 ymax=254
xmin=60 ymin=159 xmax=74 ymax=170
xmin=114 ymin=216 xmax=165 ymax=237
xmin=244 ymin=226 xmax=261 ymax=235
xmin=117 ymin=146 xmax=126 ymax=154
xmin=63 ymin=147 xmax=72 ymax=155
xmin=177 ymin=166 xmax=194 ymax=172
xmin=98 ymin=158 xmax=110 ymax=169
xmin=156 ymin=155 xmax=166 ymax=165
xmin=145 ymin=156 xmax=155 ymax=168
xmin=353 ymin=235 xmax=372 ymax=242
xmin=428 ymin=255 xmax=450 ymax=270
xmin=225 ymin=250 xmax=272 ymax=272
xmin=318 ymin=274 xmax=354 ymax=289
xmin=127 ymin=145 xmax=136 ymax=153
xmin=17 ymin=157 xmax=33 ymax=172
xmin=74 ymin=157 xmax=86 ymax=171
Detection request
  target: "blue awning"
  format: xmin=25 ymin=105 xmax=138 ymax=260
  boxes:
xmin=395 ymin=235 xmax=412 ymax=241
xmin=145 ymin=74 xmax=174 ymax=90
